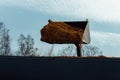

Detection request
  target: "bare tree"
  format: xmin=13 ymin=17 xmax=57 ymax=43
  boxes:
xmin=60 ymin=44 xmax=102 ymax=56
xmin=58 ymin=44 xmax=75 ymax=56
xmin=0 ymin=22 xmax=11 ymax=56
xmin=17 ymin=34 xmax=37 ymax=56
xmin=82 ymin=44 xmax=102 ymax=56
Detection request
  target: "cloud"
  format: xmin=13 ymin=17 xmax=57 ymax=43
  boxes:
xmin=0 ymin=0 xmax=120 ymax=22
xmin=91 ymin=31 xmax=120 ymax=46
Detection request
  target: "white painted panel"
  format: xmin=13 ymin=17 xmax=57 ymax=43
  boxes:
xmin=82 ymin=23 xmax=90 ymax=44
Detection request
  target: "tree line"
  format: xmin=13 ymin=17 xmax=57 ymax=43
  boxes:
xmin=0 ymin=22 xmax=38 ymax=56
xmin=0 ymin=22 xmax=103 ymax=56
xmin=56 ymin=44 xmax=103 ymax=56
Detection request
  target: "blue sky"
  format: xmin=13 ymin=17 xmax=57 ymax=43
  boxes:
xmin=0 ymin=0 xmax=120 ymax=57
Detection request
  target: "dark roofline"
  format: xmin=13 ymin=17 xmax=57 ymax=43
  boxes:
xmin=64 ymin=21 xmax=88 ymax=23
xmin=64 ymin=21 xmax=88 ymax=30
xmin=48 ymin=20 xmax=88 ymax=30
xmin=48 ymin=19 xmax=88 ymax=29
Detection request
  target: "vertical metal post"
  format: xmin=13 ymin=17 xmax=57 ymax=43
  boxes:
xmin=75 ymin=43 xmax=82 ymax=57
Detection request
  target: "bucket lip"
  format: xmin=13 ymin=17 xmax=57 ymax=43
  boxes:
xmin=47 ymin=20 xmax=88 ymax=30
xmin=64 ymin=21 xmax=88 ymax=29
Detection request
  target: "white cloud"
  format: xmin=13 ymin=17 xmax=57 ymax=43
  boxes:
xmin=1 ymin=0 xmax=120 ymax=22
xmin=91 ymin=31 xmax=120 ymax=57
xmin=91 ymin=31 xmax=120 ymax=46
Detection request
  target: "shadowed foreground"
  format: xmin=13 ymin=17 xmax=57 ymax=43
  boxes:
xmin=0 ymin=56 xmax=120 ymax=80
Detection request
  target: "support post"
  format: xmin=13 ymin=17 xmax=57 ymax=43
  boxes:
xmin=75 ymin=43 xmax=82 ymax=57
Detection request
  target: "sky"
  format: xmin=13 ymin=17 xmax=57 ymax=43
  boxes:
xmin=0 ymin=0 xmax=120 ymax=57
